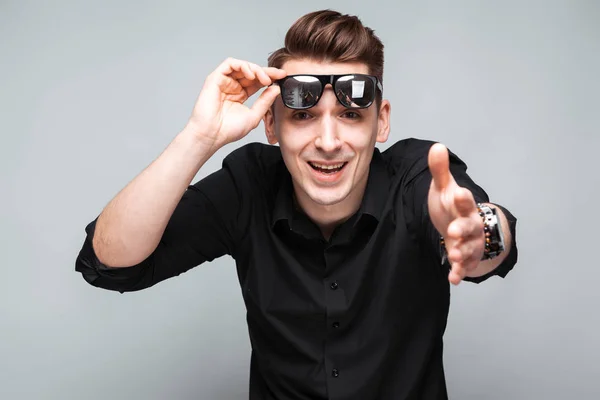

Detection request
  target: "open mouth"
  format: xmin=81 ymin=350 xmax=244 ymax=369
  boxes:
xmin=308 ymin=161 xmax=347 ymax=174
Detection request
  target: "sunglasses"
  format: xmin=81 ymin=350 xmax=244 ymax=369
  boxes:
xmin=274 ymin=74 xmax=383 ymax=110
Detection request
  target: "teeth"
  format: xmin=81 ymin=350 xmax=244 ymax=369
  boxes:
xmin=309 ymin=162 xmax=345 ymax=170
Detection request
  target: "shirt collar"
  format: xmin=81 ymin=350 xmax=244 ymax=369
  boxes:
xmin=271 ymin=166 xmax=295 ymax=230
xmin=354 ymin=147 xmax=389 ymax=225
xmin=271 ymin=148 xmax=390 ymax=230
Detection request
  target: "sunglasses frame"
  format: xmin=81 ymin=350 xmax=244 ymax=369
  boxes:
xmin=275 ymin=74 xmax=383 ymax=110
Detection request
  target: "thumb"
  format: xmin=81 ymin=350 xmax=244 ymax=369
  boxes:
xmin=248 ymin=85 xmax=280 ymax=128
xmin=428 ymin=143 xmax=451 ymax=191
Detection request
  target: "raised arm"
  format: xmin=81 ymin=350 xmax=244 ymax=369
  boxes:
xmin=91 ymin=58 xmax=285 ymax=268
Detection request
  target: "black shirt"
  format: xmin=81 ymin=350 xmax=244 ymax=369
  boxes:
xmin=75 ymin=138 xmax=518 ymax=400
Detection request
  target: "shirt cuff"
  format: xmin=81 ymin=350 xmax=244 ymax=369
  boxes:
xmin=463 ymin=203 xmax=518 ymax=284
xmin=75 ymin=218 xmax=150 ymax=293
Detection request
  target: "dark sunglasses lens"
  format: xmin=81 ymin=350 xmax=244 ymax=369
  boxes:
xmin=335 ymin=75 xmax=376 ymax=108
xmin=282 ymin=76 xmax=322 ymax=108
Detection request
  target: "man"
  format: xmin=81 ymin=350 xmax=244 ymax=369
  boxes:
xmin=75 ymin=9 xmax=518 ymax=400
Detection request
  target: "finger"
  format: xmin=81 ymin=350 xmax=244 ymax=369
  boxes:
xmin=250 ymin=63 xmax=273 ymax=86
xmin=237 ymin=74 xmax=267 ymax=87
xmin=233 ymin=69 xmax=274 ymax=87
xmin=236 ymin=77 xmax=255 ymax=87
xmin=238 ymin=62 xmax=270 ymax=86
xmin=230 ymin=66 xmax=285 ymax=89
xmin=232 ymin=63 xmax=277 ymax=88
xmin=428 ymin=143 xmax=451 ymax=191
xmin=247 ymin=85 xmax=281 ymax=128
xmin=448 ymin=240 xmax=481 ymax=269
xmin=217 ymin=58 xmax=256 ymax=81
xmin=240 ymin=62 xmax=256 ymax=81
xmin=454 ymin=187 xmax=477 ymax=217
xmin=448 ymin=245 xmax=468 ymax=265
xmin=216 ymin=57 xmax=249 ymax=75
xmin=447 ymin=217 xmax=481 ymax=240
xmin=216 ymin=75 xmax=244 ymax=96
xmin=448 ymin=264 xmax=467 ymax=285
xmin=242 ymin=78 xmax=272 ymax=98
xmin=262 ymin=67 xmax=287 ymax=80
xmin=220 ymin=64 xmax=262 ymax=98
xmin=245 ymin=82 xmax=266 ymax=98
xmin=230 ymin=70 xmax=248 ymax=80
xmin=216 ymin=57 xmax=244 ymax=75
xmin=210 ymin=59 xmax=247 ymax=91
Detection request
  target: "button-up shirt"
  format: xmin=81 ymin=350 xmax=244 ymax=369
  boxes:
xmin=75 ymin=138 xmax=518 ymax=400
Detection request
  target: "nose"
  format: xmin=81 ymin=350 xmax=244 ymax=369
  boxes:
xmin=314 ymin=116 xmax=342 ymax=152
xmin=314 ymin=90 xmax=342 ymax=153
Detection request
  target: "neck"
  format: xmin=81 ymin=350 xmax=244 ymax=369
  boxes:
xmin=293 ymin=174 xmax=369 ymax=241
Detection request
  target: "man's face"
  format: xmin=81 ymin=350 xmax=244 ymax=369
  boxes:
xmin=264 ymin=59 xmax=391 ymax=214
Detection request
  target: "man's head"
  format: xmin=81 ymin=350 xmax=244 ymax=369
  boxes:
xmin=263 ymin=10 xmax=391 ymax=224
xmin=267 ymin=9 xmax=385 ymax=106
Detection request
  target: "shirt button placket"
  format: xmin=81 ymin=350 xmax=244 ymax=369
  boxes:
xmin=324 ymin=245 xmax=344 ymax=395
xmin=326 ymin=278 xmax=342 ymax=387
xmin=329 ymin=282 xmax=341 ymax=328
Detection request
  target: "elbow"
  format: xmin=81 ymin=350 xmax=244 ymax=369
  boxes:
xmin=75 ymin=235 xmax=154 ymax=294
xmin=91 ymin=230 xmax=151 ymax=269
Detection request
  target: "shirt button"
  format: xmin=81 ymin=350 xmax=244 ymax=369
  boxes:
xmin=332 ymin=368 xmax=339 ymax=377
xmin=332 ymin=322 xmax=340 ymax=329
xmin=330 ymin=281 xmax=339 ymax=290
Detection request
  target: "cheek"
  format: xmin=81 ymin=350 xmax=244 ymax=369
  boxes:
xmin=278 ymin=123 xmax=314 ymax=153
xmin=278 ymin=134 xmax=307 ymax=172
xmin=358 ymin=133 xmax=376 ymax=148
xmin=279 ymin=134 xmax=303 ymax=155
xmin=345 ymin=129 xmax=378 ymax=151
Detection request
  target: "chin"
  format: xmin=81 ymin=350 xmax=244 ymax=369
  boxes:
xmin=304 ymin=185 xmax=352 ymax=207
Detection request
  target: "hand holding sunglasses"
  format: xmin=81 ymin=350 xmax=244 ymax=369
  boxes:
xmin=186 ymin=57 xmax=287 ymax=151
xmin=275 ymin=74 xmax=383 ymax=109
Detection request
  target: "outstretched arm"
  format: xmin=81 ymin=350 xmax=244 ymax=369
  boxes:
xmin=427 ymin=143 xmax=513 ymax=285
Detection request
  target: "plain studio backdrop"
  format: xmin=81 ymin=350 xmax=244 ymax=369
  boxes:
xmin=1 ymin=0 xmax=598 ymax=399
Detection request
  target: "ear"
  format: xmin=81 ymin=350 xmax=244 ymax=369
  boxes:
xmin=263 ymin=105 xmax=278 ymax=145
xmin=376 ymin=99 xmax=391 ymax=143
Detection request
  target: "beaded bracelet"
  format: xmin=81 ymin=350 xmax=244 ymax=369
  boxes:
xmin=439 ymin=203 xmax=504 ymax=264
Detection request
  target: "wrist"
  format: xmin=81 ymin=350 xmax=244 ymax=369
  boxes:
xmin=439 ymin=203 xmax=506 ymax=265
xmin=180 ymin=121 xmax=224 ymax=157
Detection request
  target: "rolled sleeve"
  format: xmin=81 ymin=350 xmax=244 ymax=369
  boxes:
xmin=75 ymin=219 xmax=156 ymax=293
xmin=74 ymin=157 xmax=245 ymax=293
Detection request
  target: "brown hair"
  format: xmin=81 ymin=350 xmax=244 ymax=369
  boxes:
xmin=268 ymin=9 xmax=385 ymax=101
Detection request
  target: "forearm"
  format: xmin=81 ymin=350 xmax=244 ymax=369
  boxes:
xmin=93 ymin=124 xmax=218 ymax=268
xmin=465 ymin=202 xmax=513 ymax=278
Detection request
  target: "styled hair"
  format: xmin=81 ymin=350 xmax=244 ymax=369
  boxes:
xmin=268 ymin=9 xmax=385 ymax=97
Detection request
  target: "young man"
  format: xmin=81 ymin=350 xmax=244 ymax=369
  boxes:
xmin=75 ymin=9 xmax=518 ymax=400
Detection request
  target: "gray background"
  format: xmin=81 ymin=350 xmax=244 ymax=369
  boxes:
xmin=1 ymin=0 xmax=598 ymax=399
